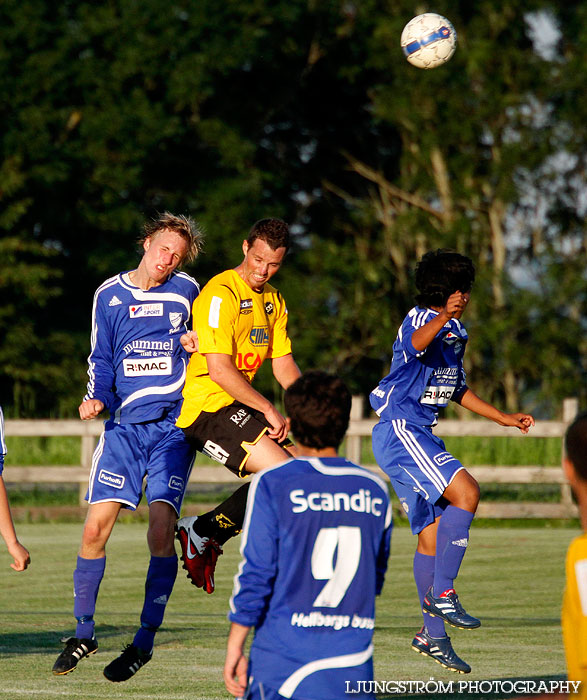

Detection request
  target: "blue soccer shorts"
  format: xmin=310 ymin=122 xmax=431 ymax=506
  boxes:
xmin=372 ymin=418 xmax=465 ymax=534
xmin=87 ymin=413 xmax=194 ymax=514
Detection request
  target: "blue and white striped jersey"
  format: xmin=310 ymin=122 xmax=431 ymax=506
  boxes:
xmin=229 ymin=457 xmax=392 ymax=699
xmin=369 ymin=306 xmax=469 ymax=427
xmin=0 ymin=406 xmax=6 ymax=473
xmin=84 ymin=270 xmax=200 ymax=424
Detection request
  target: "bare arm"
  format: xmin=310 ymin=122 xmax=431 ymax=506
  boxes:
xmin=223 ymin=622 xmax=250 ymax=698
xmin=458 ymin=388 xmax=535 ymax=434
xmin=412 ymin=292 xmax=468 ymax=352
xmin=0 ymin=476 xmax=30 ymax=571
xmin=206 ymin=353 xmax=288 ymax=441
xmin=271 ymin=353 xmax=301 ymax=390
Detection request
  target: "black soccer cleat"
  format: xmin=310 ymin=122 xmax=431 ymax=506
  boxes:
xmin=422 ymin=586 xmax=481 ymax=629
xmin=103 ymin=643 xmax=152 ymax=682
xmin=412 ymin=627 xmax=471 ymax=674
xmin=52 ymin=636 xmax=98 ymax=675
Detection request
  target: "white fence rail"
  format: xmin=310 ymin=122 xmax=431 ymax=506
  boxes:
xmin=4 ymin=398 xmax=580 ymax=518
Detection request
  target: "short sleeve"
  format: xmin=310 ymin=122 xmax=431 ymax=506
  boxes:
xmin=195 ymin=285 xmax=239 ymax=355
xmin=267 ymin=298 xmax=292 ymax=359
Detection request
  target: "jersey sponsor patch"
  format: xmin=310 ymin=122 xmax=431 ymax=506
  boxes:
xmin=129 ymin=303 xmax=163 ymax=318
xmin=203 ymin=439 xmax=229 ymax=465
xmin=434 ymin=451 xmax=457 ymax=466
xmin=168 ymin=475 xmax=185 ymax=492
xmin=123 ymin=357 xmax=172 ymax=376
xmin=240 ymin=299 xmax=253 ymax=315
xmin=123 ymin=339 xmax=174 ymax=355
xmin=237 ymin=352 xmax=262 ymax=370
xmin=420 ymin=385 xmax=455 ymax=405
xmin=98 ymin=469 xmax=125 ymax=489
xmin=289 ymin=488 xmax=383 ymax=517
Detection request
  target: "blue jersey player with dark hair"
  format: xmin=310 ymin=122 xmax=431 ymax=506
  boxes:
xmin=370 ymin=249 xmax=534 ymax=674
xmin=225 ymin=370 xmax=392 ymax=700
xmin=52 ymin=212 xmax=203 ymax=682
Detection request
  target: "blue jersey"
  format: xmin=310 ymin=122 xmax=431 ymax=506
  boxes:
xmin=0 ymin=406 xmax=5 ymax=474
xmin=229 ymin=457 xmax=392 ymax=700
xmin=369 ymin=306 xmax=469 ymax=427
xmin=84 ymin=270 xmax=200 ymax=424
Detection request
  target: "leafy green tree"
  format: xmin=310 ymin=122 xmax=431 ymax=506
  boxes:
xmin=0 ymin=0 xmax=584 ymax=416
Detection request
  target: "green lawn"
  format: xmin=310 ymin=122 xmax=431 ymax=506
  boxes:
xmin=0 ymin=523 xmax=574 ymax=699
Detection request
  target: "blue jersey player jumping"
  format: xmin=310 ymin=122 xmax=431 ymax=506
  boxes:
xmin=225 ymin=371 xmax=392 ymax=700
xmin=52 ymin=213 xmax=203 ymax=682
xmin=370 ymin=250 xmax=534 ymax=674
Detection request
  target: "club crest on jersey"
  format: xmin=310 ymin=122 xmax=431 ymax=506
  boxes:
xmin=443 ymin=332 xmax=459 ymax=345
xmin=240 ymin=299 xmax=253 ymax=315
xmin=249 ymin=326 xmax=269 ymax=346
xmin=264 ymin=301 xmax=274 ymax=315
xmin=129 ymin=303 xmax=163 ymax=318
xmin=169 ymin=311 xmax=183 ymax=331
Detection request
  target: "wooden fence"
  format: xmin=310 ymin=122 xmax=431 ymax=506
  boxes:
xmin=4 ymin=397 xmax=580 ymax=519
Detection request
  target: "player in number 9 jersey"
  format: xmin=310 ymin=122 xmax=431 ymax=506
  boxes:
xmin=225 ymin=372 xmax=392 ymax=700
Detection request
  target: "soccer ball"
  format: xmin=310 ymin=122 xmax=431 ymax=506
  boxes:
xmin=400 ymin=13 xmax=457 ymax=69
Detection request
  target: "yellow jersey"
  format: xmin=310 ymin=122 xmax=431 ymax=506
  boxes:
xmin=562 ymin=531 xmax=587 ymax=696
xmin=177 ymin=269 xmax=292 ymax=427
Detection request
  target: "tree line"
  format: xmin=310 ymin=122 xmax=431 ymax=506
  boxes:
xmin=0 ymin=0 xmax=585 ymax=417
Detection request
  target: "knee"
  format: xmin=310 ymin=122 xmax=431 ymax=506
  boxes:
xmin=147 ymin=519 xmax=176 ymax=557
xmin=454 ymin=477 xmax=481 ymax=513
xmin=81 ymin=521 xmax=109 ymax=553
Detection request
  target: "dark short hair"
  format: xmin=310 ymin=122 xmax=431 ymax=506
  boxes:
xmin=246 ymin=218 xmax=290 ymax=252
xmin=415 ymin=249 xmax=475 ymax=308
xmin=565 ymin=411 xmax=587 ymax=481
xmin=284 ymin=371 xmax=351 ymax=450
xmin=140 ymin=212 xmax=204 ymax=264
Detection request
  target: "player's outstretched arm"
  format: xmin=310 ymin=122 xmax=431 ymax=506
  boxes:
xmin=78 ymin=399 xmax=105 ymax=421
xmin=0 ymin=476 xmax=30 ymax=571
xmin=458 ymin=389 xmax=535 ymax=434
xmin=224 ymin=622 xmax=250 ymax=698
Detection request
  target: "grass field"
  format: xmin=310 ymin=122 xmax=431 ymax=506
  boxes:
xmin=0 ymin=522 xmax=575 ymax=700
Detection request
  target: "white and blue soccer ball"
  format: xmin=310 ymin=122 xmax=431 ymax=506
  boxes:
xmin=400 ymin=13 xmax=457 ymax=69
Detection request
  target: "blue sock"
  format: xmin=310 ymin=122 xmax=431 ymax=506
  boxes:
xmin=413 ymin=551 xmax=445 ymax=638
xmin=133 ymin=555 xmax=178 ymax=653
xmin=73 ymin=556 xmax=106 ymax=639
xmin=433 ymin=505 xmax=475 ymax=596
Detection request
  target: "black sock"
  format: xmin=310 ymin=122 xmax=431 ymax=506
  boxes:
xmin=194 ymin=483 xmax=250 ymax=545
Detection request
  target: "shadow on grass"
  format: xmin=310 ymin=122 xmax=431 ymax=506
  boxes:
xmin=375 ymin=674 xmax=569 ymax=700
xmin=0 ymin=624 xmax=128 ymax=656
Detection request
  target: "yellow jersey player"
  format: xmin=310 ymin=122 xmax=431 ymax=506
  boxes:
xmin=175 ymin=218 xmax=301 ymax=593
xmin=562 ymin=412 xmax=587 ymax=698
